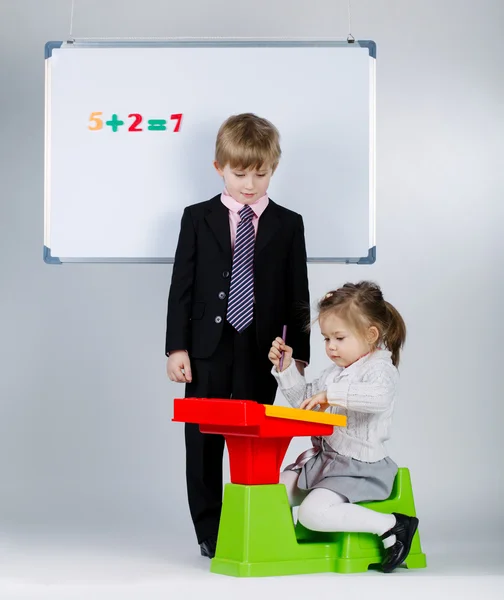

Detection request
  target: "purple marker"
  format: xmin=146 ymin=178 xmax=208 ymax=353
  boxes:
xmin=279 ymin=325 xmax=287 ymax=371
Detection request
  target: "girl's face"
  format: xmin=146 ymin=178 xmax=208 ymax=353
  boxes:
xmin=214 ymin=162 xmax=274 ymax=204
xmin=319 ymin=313 xmax=378 ymax=368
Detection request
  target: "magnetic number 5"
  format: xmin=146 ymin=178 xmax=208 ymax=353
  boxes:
xmin=88 ymin=112 xmax=103 ymax=131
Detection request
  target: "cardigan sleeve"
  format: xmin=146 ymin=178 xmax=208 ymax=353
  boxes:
xmin=326 ymin=362 xmax=397 ymax=413
xmin=272 ymin=362 xmax=337 ymax=409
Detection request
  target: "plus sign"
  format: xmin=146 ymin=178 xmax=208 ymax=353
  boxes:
xmin=105 ymin=114 xmax=124 ymax=132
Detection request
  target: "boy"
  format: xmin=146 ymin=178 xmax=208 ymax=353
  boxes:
xmin=165 ymin=113 xmax=310 ymax=558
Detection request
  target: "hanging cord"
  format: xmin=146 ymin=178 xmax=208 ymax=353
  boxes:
xmin=66 ymin=0 xmax=354 ymax=43
xmin=347 ymin=0 xmax=355 ymax=42
xmin=68 ymin=0 xmax=75 ymax=43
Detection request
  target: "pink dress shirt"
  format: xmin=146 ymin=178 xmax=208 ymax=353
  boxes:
xmin=220 ymin=189 xmax=269 ymax=249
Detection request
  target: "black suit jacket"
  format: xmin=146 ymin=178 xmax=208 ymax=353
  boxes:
xmin=165 ymin=194 xmax=310 ymax=364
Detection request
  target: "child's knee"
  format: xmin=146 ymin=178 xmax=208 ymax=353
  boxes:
xmin=297 ymin=491 xmax=323 ymax=530
xmin=297 ymin=488 xmax=345 ymax=531
xmin=279 ymin=469 xmax=300 ymax=506
xmin=280 ymin=469 xmax=299 ymax=486
xmin=297 ymin=498 xmax=319 ymax=531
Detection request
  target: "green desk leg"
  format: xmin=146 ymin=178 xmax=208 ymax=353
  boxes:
xmin=211 ymin=483 xmax=336 ymax=577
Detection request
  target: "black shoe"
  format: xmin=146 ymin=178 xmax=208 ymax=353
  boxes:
xmin=380 ymin=512 xmax=419 ymax=573
xmin=199 ymin=534 xmax=217 ymax=559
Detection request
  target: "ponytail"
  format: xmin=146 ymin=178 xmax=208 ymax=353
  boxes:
xmin=384 ymin=301 xmax=406 ymax=366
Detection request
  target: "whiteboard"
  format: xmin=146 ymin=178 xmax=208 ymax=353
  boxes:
xmin=44 ymin=40 xmax=376 ymax=264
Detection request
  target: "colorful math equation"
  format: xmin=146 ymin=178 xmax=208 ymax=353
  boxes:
xmin=88 ymin=112 xmax=183 ymax=132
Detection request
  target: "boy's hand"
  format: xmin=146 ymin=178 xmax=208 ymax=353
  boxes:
xmin=300 ymin=391 xmax=329 ymax=412
xmin=166 ymin=350 xmax=192 ymax=383
xmin=268 ymin=337 xmax=293 ymax=372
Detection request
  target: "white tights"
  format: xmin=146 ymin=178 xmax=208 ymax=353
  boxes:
xmin=280 ymin=470 xmax=397 ymax=546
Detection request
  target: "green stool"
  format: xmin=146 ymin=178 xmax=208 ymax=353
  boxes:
xmin=295 ymin=467 xmax=427 ymax=573
xmin=211 ymin=467 xmax=426 ymax=577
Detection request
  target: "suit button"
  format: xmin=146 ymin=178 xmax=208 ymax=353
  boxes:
xmin=222 ymin=271 xmax=230 ymax=278
xmin=215 ymin=316 xmax=222 ymax=324
xmin=218 ymin=291 xmax=226 ymax=300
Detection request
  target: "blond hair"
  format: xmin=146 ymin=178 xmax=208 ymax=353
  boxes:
xmin=215 ymin=113 xmax=281 ymax=171
xmin=318 ymin=281 xmax=407 ymax=366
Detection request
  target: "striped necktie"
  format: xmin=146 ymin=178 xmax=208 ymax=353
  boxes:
xmin=226 ymin=205 xmax=255 ymax=332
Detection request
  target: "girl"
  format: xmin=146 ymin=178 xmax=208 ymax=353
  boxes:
xmin=268 ymin=281 xmax=418 ymax=573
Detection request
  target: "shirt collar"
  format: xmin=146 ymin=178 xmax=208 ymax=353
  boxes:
xmin=220 ymin=189 xmax=269 ymax=218
xmin=339 ymin=349 xmax=393 ymax=377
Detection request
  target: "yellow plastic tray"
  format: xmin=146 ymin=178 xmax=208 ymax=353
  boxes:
xmin=264 ymin=405 xmax=346 ymax=427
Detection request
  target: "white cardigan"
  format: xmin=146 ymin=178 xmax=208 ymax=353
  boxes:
xmin=272 ymin=350 xmax=399 ymax=462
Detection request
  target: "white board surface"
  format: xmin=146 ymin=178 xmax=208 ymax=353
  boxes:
xmin=44 ymin=40 xmax=376 ymax=263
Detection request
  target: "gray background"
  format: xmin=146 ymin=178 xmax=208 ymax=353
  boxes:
xmin=0 ymin=0 xmax=503 ymax=597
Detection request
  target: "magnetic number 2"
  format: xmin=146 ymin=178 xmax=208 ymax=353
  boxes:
xmin=128 ymin=113 xmax=143 ymax=132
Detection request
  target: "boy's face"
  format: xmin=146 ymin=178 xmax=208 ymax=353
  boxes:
xmin=214 ymin=162 xmax=274 ymax=204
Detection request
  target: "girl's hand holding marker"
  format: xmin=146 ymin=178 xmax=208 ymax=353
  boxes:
xmin=268 ymin=337 xmax=293 ymax=372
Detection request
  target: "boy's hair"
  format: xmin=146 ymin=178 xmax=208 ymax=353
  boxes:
xmin=215 ymin=113 xmax=281 ymax=171
xmin=318 ymin=281 xmax=406 ymax=366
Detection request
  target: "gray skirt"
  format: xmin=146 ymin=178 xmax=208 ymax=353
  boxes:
xmin=286 ymin=440 xmax=398 ymax=504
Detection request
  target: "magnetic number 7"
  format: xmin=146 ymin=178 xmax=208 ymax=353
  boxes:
xmin=170 ymin=113 xmax=183 ymax=133
xmin=88 ymin=112 xmax=103 ymax=131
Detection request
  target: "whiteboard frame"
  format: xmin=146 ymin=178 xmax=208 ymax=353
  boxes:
xmin=44 ymin=39 xmax=376 ymax=265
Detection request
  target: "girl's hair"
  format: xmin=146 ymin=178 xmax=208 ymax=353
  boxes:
xmin=318 ymin=281 xmax=406 ymax=366
xmin=215 ymin=113 xmax=281 ymax=171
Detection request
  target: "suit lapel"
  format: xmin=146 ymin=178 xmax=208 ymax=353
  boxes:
xmin=255 ymin=200 xmax=281 ymax=257
xmin=205 ymin=195 xmax=280 ymax=259
xmin=205 ymin=196 xmax=232 ymax=259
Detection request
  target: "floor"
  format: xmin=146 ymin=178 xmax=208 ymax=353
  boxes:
xmin=0 ymin=533 xmax=502 ymax=600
